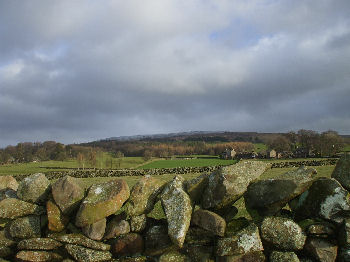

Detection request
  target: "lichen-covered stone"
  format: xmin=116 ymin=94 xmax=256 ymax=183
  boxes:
xmin=51 ymin=175 xmax=85 ymax=215
xmin=130 ymin=214 xmax=147 ymax=232
xmin=216 ymin=223 xmax=263 ymax=256
xmin=306 ymin=222 xmax=335 ymax=238
xmin=0 ymin=247 xmax=12 ymax=258
xmin=185 ymin=245 xmax=213 ymax=262
xmin=15 ymin=250 xmax=62 ymax=261
xmin=125 ymin=175 xmax=164 ymax=216
xmin=144 ymin=225 xmax=175 ymax=256
xmin=216 ymin=251 xmax=266 ymax=262
xmin=17 ymin=173 xmax=50 ymax=204
xmin=17 ymin=238 xmax=62 ymax=250
xmin=244 ymin=166 xmax=316 ymax=216
xmin=110 ymin=233 xmax=144 ymax=257
xmin=0 ymin=188 xmax=17 ymax=201
xmin=65 ymin=244 xmax=112 ymax=262
xmin=82 ymin=218 xmax=106 ymax=241
xmin=49 ymin=233 xmax=110 ymax=251
xmin=0 ymin=198 xmax=45 ymax=219
xmin=113 ymin=257 xmax=147 ymax=262
xmin=293 ymin=178 xmax=350 ymax=224
xmin=0 ymin=176 xmax=18 ymax=191
xmin=159 ymin=250 xmax=190 ymax=262
xmin=202 ymin=161 xmax=269 ymax=210
xmin=191 ymin=209 xmax=226 ymax=236
xmin=304 ymin=237 xmax=338 ymax=262
xmin=331 ymin=153 xmax=350 ymax=191
xmin=0 ymin=230 xmax=16 ymax=248
xmin=46 ymin=199 xmax=69 ymax=232
xmin=160 ymin=175 xmax=192 ymax=248
xmin=7 ymin=215 xmax=41 ymax=239
xmin=104 ymin=217 xmax=130 ymax=240
xmin=261 ymin=216 xmax=306 ymax=250
xmin=270 ymin=251 xmax=300 ymax=262
xmin=184 ymin=173 xmax=209 ymax=204
xmin=184 ymin=226 xmax=215 ymax=246
xmin=75 ymin=179 xmax=130 ymax=227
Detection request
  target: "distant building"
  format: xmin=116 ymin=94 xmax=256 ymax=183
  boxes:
xmin=221 ymin=148 xmax=236 ymax=159
xmin=267 ymin=149 xmax=277 ymax=159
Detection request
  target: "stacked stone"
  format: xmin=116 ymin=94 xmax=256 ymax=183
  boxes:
xmin=1 ymin=155 xmax=350 ymax=261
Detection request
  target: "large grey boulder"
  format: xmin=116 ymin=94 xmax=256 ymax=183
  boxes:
xmin=293 ymin=178 xmax=350 ymax=223
xmin=216 ymin=223 xmax=263 ymax=256
xmin=261 ymin=216 xmax=306 ymax=251
xmin=51 ymin=175 xmax=85 ymax=215
xmin=191 ymin=209 xmax=226 ymax=236
xmin=160 ymin=175 xmax=192 ymax=248
xmin=125 ymin=175 xmax=164 ymax=216
xmin=7 ymin=215 xmax=41 ymax=239
xmin=17 ymin=173 xmax=50 ymax=204
xmin=245 ymin=166 xmax=316 ymax=216
xmin=65 ymin=244 xmax=112 ymax=262
xmin=202 ymin=161 xmax=269 ymax=210
xmin=0 ymin=198 xmax=45 ymax=219
xmin=75 ymin=179 xmax=130 ymax=227
xmin=332 ymin=153 xmax=350 ymax=191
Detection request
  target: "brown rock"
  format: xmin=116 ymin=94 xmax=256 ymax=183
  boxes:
xmin=7 ymin=215 xmax=41 ymax=239
xmin=191 ymin=209 xmax=226 ymax=236
xmin=0 ymin=230 xmax=16 ymax=247
xmin=184 ymin=173 xmax=209 ymax=204
xmin=104 ymin=217 xmax=130 ymax=240
xmin=17 ymin=238 xmax=62 ymax=250
xmin=0 ymin=246 xmax=13 ymax=258
xmin=111 ymin=233 xmax=144 ymax=257
xmin=15 ymin=250 xmax=62 ymax=262
xmin=51 ymin=176 xmax=85 ymax=215
xmin=216 ymin=251 xmax=266 ymax=262
xmin=144 ymin=225 xmax=175 ymax=256
xmin=82 ymin=218 xmax=106 ymax=241
xmin=75 ymin=179 xmax=130 ymax=227
xmin=46 ymin=199 xmax=69 ymax=232
xmin=304 ymin=237 xmax=337 ymax=262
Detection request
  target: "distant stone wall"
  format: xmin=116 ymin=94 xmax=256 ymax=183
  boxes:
xmin=1 ymin=157 xmax=350 ymax=261
xmin=270 ymin=158 xmax=338 ymax=168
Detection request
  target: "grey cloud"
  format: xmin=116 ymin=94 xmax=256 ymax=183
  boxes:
xmin=0 ymin=0 xmax=350 ymax=146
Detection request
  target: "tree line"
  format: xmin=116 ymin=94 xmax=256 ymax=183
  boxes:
xmin=267 ymin=129 xmax=345 ymax=157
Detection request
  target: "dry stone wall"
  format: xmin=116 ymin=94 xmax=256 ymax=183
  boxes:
xmin=1 ymin=156 xmax=350 ymax=262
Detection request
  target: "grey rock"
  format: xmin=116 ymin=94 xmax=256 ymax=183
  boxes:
xmin=0 ymin=176 xmax=18 ymax=191
xmin=184 ymin=173 xmax=209 ymax=204
xmin=104 ymin=217 xmax=130 ymax=240
xmin=293 ymin=178 xmax=350 ymax=224
xmin=75 ymin=179 xmax=130 ymax=227
xmin=216 ymin=223 xmax=263 ymax=256
xmin=191 ymin=209 xmax=226 ymax=236
xmin=17 ymin=238 xmax=62 ymax=250
xmin=49 ymin=233 xmax=110 ymax=251
xmin=125 ymin=175 xmax=164 ymax=216
xmin=161 ymin=175 xmax=192 ymax=248
xmin=130 ymin=214 xmax=147 ymax=232
xmin=7 ymin=215 xmax=41 ymax=239
xmin=331 ymin=153 xmax=350 ymax=191
xmin=244 ymin=166 xmax=316 ymax=216
xmin=51 ymin=175 xmax=85 ymax=215
xmin=82 ymin=218 xmax=106 ymax=241
xmin=0 ymin=198 xmax=45 ymax=219
xmin=261 ymin=216 xmax=306 ymax=251
xmin=202 ymin=161 xmax=269 ymax=210
xmin=159 ymin=250 xmax=190 ymax=262
xmin=65 ymin=244 xmax=112 ymax=262
xmin=304 ymin=237 xmax=338 ymax=262
xmin=0 ymin=189 xmax=17 ymax=201
xmin=270 ymin=251 xmax=300 ymax=262
xmin=17 ymin=173 xmax=50 ymax=204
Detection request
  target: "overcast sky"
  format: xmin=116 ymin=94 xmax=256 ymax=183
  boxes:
xmin=1 ymin=0 xmax=349 ymax=146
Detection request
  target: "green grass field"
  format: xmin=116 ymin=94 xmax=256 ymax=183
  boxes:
xmin=254 ymin=143 xmax=267 ymax=153
xmin=138 ymin=156 xmax=237 ymax=169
